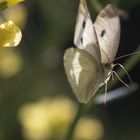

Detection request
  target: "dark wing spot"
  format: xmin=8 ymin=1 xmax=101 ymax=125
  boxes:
xmin=80 ymin=38 xmax=83 ymax=44
xmin=82 ymin=20 xmax=86 ymax=28
xmin=101 ymin=30 xmax=106 ymax=37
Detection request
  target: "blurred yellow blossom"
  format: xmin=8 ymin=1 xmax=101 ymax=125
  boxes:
xmin=74 ymin=117 xmax=104 ymax=140
xmin=0 ymin=21 xmax=22 ymax=47
xmin=0 ymin=0 xmax=23 ymax=7
xmin=0 ymin=48 xmax=23 ymax=78
xmin=3 ymin=4 xmax=27 ymax=28
xmin=18 ymin=97 xmax=77 ymax=140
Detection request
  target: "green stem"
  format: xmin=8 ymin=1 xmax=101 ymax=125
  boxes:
xmin=65 ymin=47 xmax=140 ymax=140
xmin=65 ymin=103 xmax=85 ymax=140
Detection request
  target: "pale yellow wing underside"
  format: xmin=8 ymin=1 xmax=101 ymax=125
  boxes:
xmin=64 ymin=47 xmax=99 ymax=103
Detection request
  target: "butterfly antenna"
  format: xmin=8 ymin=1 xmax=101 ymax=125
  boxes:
xmin=114 ymin=51 xmax=140 ymax=61
xmin=113 ymin=71 xmax=130 ymax=88
xmin=113 ymin=63 xmax=133 ymax=83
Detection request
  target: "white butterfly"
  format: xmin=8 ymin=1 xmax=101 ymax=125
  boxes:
xmin=64 ymin=0 xmax=120 ymax=103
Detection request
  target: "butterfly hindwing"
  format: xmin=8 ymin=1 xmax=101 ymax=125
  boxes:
xmin=64 ymin=47 xmax=99 ymax=103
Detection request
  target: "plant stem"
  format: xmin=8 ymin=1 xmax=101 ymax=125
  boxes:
xmin=65 ymin=103 xmax=86 ymax=140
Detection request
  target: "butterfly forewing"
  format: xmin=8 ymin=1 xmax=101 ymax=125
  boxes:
xmin=94 ymin=4 xmax=120 ymax=64
xmin=64 ymin=48 xmax=98 ymax=103
xmin=74 ymin=0 xmax=102 ymax=67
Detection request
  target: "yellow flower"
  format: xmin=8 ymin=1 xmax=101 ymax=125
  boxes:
xmin=0 ymin=48 xmax=23 ymax=78
xmin=18 ymin=97 xmax=77 ymax=140
xmin=0 ymin=0 xmax=23 ymax=7
xmin=74 ymin=117 xmax=104 ymax=140
xmin=0 ymin=21 xmax=22 ymax=47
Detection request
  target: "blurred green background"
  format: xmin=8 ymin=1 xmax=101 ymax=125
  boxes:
xmin=0 ymin=0 xmax=140 ymax=140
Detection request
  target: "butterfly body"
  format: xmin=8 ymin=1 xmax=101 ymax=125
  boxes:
xmin=64 ymin=0 xmax=120 ymax=103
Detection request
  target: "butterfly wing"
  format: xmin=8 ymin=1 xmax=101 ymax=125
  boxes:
xmin=64 ymin=0 xmax=113 ymax=103
xmin=74 ymin=0 xmax=101 ymax=67
xmin=94 ymin=4 xmax=120 ymax=64
xmin=64 ymin=48 xmax=100 ymax=103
